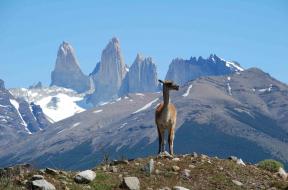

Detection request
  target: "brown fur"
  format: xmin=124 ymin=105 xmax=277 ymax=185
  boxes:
xmin=155 ymin=80 xmax=179 ymax=155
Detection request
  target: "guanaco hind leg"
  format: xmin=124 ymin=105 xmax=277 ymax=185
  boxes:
xmin=157 ymin=126 xmax=165 ymax=153
xmin=168 ymin=126 xmax=175 ymax=155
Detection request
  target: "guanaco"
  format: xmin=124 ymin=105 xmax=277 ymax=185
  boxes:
xmin=155 ymin=80 xmax=179 ymax=155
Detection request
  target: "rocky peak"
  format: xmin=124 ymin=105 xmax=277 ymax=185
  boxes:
xmin=135 ymin=53 xmax=144 ymax=63
xmin=208 ymin=54 xmax=221 ymax=62
xmin=165 ymin=54 xmax=244 ymax=86
xmin=0 ymin=79 xmax=5 ymax=90
xmin=88 ymin=38 xmax=127 ymax=105
xmin=50 ymin=41 xmax=91 ymax=93
xmin=29 ymin=82 xmax=42 ymax=89
xmin=59 ymin=41 xmax=74 ymax=56
xmin=119 ymin=54 xmax=158 ymax=95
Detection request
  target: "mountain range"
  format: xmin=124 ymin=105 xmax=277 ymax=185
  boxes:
xmin=51 ymin=38 xmax=242 ymax=105
xmin=1 ymin=37 xmax=287 ymax=171
xmin=1 ymin=69 xmax=288 ymax=170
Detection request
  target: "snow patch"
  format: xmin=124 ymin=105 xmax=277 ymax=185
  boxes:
xmin=133 ymin=98 xmax=159 ymax=114
xmin=182 ymin=84 xmax=193 ymax=97
xmin=9 ymin=86 xmax=86 ymax=122
xmin=99 ymin=102 xmax=109 ymax=106
xmin=0 ymin=104 xmax=10 ymax=108
xmin=225 ymin=61 xmax=244 ymax=71
xmin=36 ymin=94 xmax=85 ymax=122
xmin=70 ymin=122 xmax=81 ymax=130
xmin=119 ymin=122 xmax=128 ymax=129
xmin=227 ymin=83 xmax=232 ymax=96
xmin=93 ymin=109 xmax=103 ymax=114
xmin=57 ymin=129 xmax=66 ymax=134
xmin=1 ymin=119 xmax=7 ymax=122
xmin=234 ymin=108 xmax=254 ymax=118
xmin=227 ymin=76 xmax=231 ymax=81
xmin=220 ymin=57 xmax=244 ymax=72
xmin=28 ymin=105 xmax=37 ymax=121
xmin=135 ymin=93 xmax=144 ymax=96
xmin=9 ymin=99 xmax=32 ymax=134
xmin=258 ymin=84 xmax=273 ymax=93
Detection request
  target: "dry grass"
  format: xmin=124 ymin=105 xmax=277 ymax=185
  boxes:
xmin=1 ymin=154 xmax=288 ymax=190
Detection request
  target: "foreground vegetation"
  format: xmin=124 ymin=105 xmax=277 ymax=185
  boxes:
xmin=1 ymin=153 xmax=288 ymax=190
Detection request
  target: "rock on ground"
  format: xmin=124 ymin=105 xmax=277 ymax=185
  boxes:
xmin=32 ymin=179 xmax=56 ymax=190
xmin=74 ymin=170 xmax=96 ymax=184
xmin=122 ymin=177 xmax=140 ymax=190
xmin=45 ymin=168 xmax=59 ymax=175
xmin=172 ymin=165 xmax=180 ymax=172
xmin=144 ymin=159 xmax=154 ymax=174
xmin=277 ymin=167 xmax=287 ymax=180
xmin=32 ymin=175 xmax=44 ymax=180
xmin=232 ymin=179 xmax=243 ymax=186
xmin=236 ymin=158 xmax=246 ymax=166
xmin=157 ymin=151 xmax=173 ymax=159
xmin=173 ymin=186 xmax=190 ymax=190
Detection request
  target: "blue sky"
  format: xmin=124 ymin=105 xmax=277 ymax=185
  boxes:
xmin=0 ymin=0 xmax=287 ymax=88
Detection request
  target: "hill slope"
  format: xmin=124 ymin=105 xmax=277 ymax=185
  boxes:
xmin=1 ymin=68 xmax=288 ymax=170
xmin=1 ymin=153 xmax=288 ymax=190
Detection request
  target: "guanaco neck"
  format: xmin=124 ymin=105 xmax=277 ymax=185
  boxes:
xmin=163 ymin=86 xmax=170 ymax=107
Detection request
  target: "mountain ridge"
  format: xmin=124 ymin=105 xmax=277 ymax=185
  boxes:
xmin=1 ymin=67 xmax=288 ymax=171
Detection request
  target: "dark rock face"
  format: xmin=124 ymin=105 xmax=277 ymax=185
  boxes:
xmin=119 ymin=54 xmax=158 ymax=96
xmin=88 ymin=38 xmax=127 ymax=105
xmin=0 ymin=80 xmax=26 ymax=132
xmin=165 ymin=54 xmax=244 ymax=86
xmin=50 ymin=42 xmax=91 ymax=93
xmin=0 ymin=79 xmax=51 ymax=134
xmin=0 ymin=79 xmax=50 ymax=153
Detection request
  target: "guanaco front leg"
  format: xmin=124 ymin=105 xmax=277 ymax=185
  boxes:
xmin=168 ymin=126 xmax=175 ymax=155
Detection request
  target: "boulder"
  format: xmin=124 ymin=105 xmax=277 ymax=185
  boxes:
xmin=32 ymin=179 xmax=56 ymax=190
xmin=277 ymin=167 xmax=287 ymax=180
xmin=232 ymin=180 xmax=243 ymax=186
xmin=228 ymin=156 xmax=238 ymax=161
xmin=32 ymin=175 xmax=44 ymax=180
xmin=172 ymin=166 xmax=180 ymax=172
xmin=122 ymin=177 xmax=140 ymax=190
xmin=236 ymin=158 xmax=246 ymax=166
xmin=74 ymin=170 xmax=96 ymax=184
xmin=45 ymin=168 xmax=59 ymax=175
xmin=172 ymin=186 xmax=190 ymax=190
xmin=144 ymin=159 xmax=154 ymax=174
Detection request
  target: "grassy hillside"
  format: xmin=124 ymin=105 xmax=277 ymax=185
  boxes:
xmin=1 ymin=152 xmax=288 ymax=190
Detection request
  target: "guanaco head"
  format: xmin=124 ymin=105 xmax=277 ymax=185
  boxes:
xmin=158 ymin=80 xmax=179 ymax=91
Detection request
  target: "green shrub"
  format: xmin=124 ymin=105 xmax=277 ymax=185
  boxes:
xmin=258 ymin=159 xmax=284 ymax=172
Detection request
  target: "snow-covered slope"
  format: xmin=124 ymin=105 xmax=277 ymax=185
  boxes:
xmin=10 ymin=86 xmax=88 ymax=122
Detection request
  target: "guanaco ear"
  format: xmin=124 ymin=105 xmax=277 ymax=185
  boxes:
xmin=166 ymin=81 xmax=173 ymax=85
xmin=158 ymin=79 xmax=164 ymax=84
